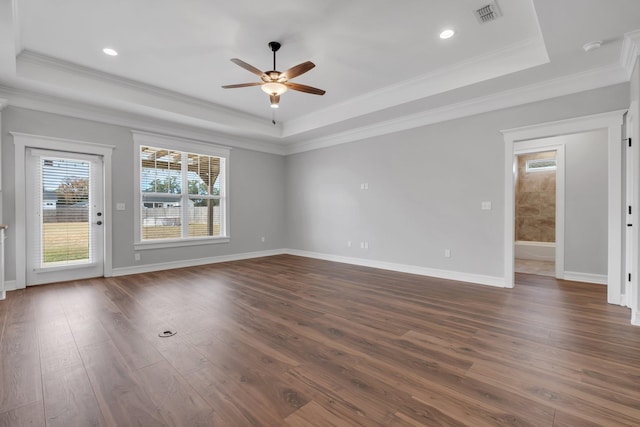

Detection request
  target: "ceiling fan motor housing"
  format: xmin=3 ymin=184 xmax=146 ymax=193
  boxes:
xmin=268 ymin=41 xmax=281 ymax=52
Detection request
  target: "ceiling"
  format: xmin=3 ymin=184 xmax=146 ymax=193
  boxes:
xmin=0 ymin=0 xmax=639 ymax=152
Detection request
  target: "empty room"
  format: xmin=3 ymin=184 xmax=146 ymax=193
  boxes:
xmin=1 ymin=0 xmax=640 ymax=425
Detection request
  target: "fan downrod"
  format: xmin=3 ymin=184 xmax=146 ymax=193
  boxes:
xmin=268 ymin=41 xmax=281 ymax=71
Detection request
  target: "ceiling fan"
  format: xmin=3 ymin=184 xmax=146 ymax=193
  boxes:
xmin=222 ymin=41 xmax=325 ymax=109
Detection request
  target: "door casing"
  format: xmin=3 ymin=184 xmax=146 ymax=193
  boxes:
xmin=12 ymin=132 xmax=114 ymax=289
xmin=502 ymin=110 xmax=625 ymax=306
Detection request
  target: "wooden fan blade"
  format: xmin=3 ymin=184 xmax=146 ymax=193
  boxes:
xmin=221 ymin=82 xmax=264 ymax=89
xmin=230 ymin=58 xmax=268 ymax=80
xmin=284 ymin=82 xmax=326 ymax=95
xmin=281 ymin=61 xmax=315 ymax=80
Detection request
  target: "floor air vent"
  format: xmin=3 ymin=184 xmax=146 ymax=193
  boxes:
xmin=474 ymin=2 xmax=502 ymax=23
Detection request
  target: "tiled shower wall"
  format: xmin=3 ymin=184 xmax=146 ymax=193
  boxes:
xmin=515 ymin=151 xmax=556 ymax=242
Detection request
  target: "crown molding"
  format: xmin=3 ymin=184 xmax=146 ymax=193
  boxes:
xmin=285 ymin=63 xmax=627 ymax=155
xmin=283 ymin=35 xmax=550 ymax=138
xmin=17 ymin=50 xmax=257 ymax=120
xmin=0 ymin=84 xmax=288 ymax=155
xmin=16 ymin=34 xmax=550 ymax=142
xmin=2 ymin=33 xmax=634 ymax=158
xmin=1 ymin=60 xmax=628 ymax=158
xmin=16 ymin=50 xmax=282 ymax=139
xmin=621 ymin=30 xmax=640 ymax=79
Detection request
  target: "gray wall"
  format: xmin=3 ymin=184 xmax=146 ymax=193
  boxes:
xmin=564 ymin=130 xmax=609 ymax=275
xmin=0 ymin=82 xmax=629 ymax=284
xmin=285 ymin=84 xmax=629 ymax=278
xmin=533 ymin=130 xmax=608 ymax=275
xmin=1 ymin=106 xmax=286 ymax=281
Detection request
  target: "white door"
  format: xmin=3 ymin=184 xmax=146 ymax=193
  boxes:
xmin=26 ymin=149 xmax=104 ymax=285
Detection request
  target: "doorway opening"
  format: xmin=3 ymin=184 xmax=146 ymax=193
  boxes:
xmin=514 ymin=150 xmax=557 ymax=278
xmin=502 ymin=110 xmax=625 ymax=306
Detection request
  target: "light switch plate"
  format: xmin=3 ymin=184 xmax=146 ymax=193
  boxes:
xmin=116 ymin=203 xmax=126 ymax=211
xmin=481 ymin=201 xmax=492 ymax=210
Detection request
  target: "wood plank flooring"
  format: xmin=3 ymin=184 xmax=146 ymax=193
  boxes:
xmin=0 ymin=254 xmax=639 ymax=426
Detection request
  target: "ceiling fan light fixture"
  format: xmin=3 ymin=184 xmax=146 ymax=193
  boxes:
xmin=261 ymin=82 xmax=288 ymax=96
xmin=223 ymin=42 xmax=324 ymax=112
xmin=269 ymin=94 xmax=280 ymax=108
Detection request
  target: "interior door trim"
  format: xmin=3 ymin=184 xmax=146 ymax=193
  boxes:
xmin=502 ymin=110 xmax=625 ymax=307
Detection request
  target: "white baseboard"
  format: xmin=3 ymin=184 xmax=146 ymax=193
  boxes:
xmin=4 ymin=280 xmax=18 ymax=291
xmin=111 ymin=249 xmax=286 ymax=276
xmin=563 ymin=271 xmax=607 ymax=285
xmin=283 ymin=249 xmax=506 ymax=288
xmin=514 ymin=241 xmax=555 ymax=261
xmin=1 ymin=251 xmax=609 ymax=290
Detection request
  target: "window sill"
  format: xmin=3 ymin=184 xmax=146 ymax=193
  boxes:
xmin=134 ymin=237 xmax=230 ymax=250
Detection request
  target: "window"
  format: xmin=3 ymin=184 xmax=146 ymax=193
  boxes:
xmin=525 ymin=158 xmax=556 ymax=172
xmin=133 ymin=132 xmax=229 ymax=248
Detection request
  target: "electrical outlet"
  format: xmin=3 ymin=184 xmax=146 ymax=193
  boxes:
xmin=134 ymin=253 xmax=140 ymax=261
xmin=261 ymin=236 xmax=265 ymax=242
xmin=481 ymin=201 xmax=492 ymax=210
xmin=444 ymin=249 xmax=451 ymax=258
xmin=116 ymin=202 xmax=126 ymax=211
xmin=347 ymin=240 xmax=352 ymax=247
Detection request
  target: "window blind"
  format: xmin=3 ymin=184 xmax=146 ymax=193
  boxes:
xmin=140 ymin=145 xmax=226 ymax=241
xmin=30 ymin=150 xmax=97 ymax=269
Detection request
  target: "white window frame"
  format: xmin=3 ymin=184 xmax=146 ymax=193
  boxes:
xmin=132 ymin=131 xmax=230 ymax=250
xmin=525 ymin=158 xmax=557 ymax=172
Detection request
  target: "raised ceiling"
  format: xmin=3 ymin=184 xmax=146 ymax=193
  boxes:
xmin=0 ymin=0 xmax=639 ymax=151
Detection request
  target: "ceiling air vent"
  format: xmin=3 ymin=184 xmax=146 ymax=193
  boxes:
xmin=474 ymin=2 xmax=502 ymax=23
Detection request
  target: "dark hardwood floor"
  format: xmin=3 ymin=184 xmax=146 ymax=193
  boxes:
xmin=0 ymin=254 xmax=639 ymax=426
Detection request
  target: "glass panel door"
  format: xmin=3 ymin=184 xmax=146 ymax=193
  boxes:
xmin=26 ymin=149 xmax=104 ymax=285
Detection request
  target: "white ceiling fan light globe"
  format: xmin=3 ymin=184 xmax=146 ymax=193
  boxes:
xmin=261 ymin=82 xmax=288 ymax=95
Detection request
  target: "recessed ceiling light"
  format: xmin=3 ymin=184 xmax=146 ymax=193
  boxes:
xmin=439 ymin=29 xmax=455 ymax=40
xmin=582 ymin=41 xmax=602 ymax=53
xmin=102 ymin=47 xmax=118 ymax=56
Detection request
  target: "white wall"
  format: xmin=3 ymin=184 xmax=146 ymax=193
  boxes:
xmin=1 ymin=106 xmax=286 ymax=282
xmin=285 ymin=84 xmax=629 ymax=281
